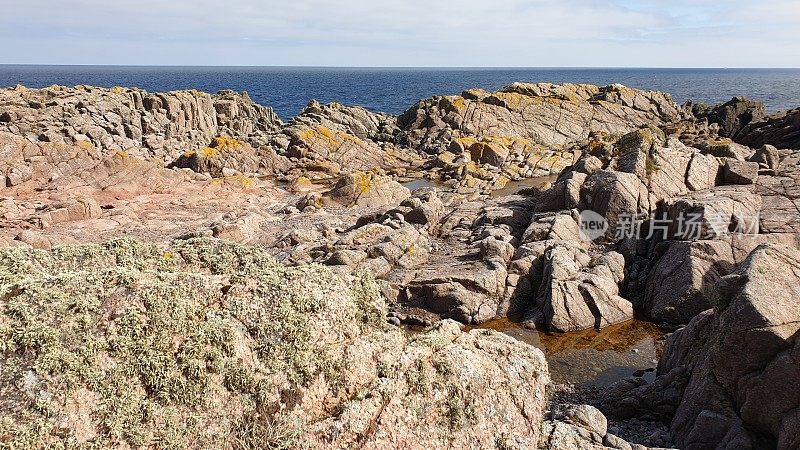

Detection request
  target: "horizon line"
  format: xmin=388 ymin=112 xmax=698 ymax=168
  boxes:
xmin=2 ymin=64 xmax=800 ymax=70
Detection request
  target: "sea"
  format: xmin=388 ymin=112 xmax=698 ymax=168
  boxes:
xmin=1 ymin=66 xmax=798 ymax=120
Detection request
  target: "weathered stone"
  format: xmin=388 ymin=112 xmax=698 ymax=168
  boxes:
xmin=0 ymin=85 xmax=283 ymax=161
xmin=0 ymin=240 xmax=553 ymax=449
xmin=398 ymin=83 xmax=687 ymax=179
xmin=580 ymin=170 xmax=651 ymax=240
xmin=322 ymin=171 xmax=410 ymax=208
xmin=736 ymin=108 xmax=800 ymax=150
xmin=537 ymin=172 xmax=587 ymax=212
xmin=685 ymin=153 xmax=720 ymax=191
xmin=661 ymin=187 xmax=762 ymax=240
xmin=574 ymin=154 xmax=604 ymax=175
xmin=536 ymin=244 xmax=633 ymax=332
xmin=723 ymin=159 xmax=759 ymax=185
xmin=170 ymin=136 xmax=262 ymax=177
xmin=692 ymin=97 xmax=765 ymax=138
xmin=643 ymin=240 xmax=735 ymax=324
xmin=407 ymin=258 xmax=508 ymax=324
xmin=655 ymin=244 xmax=800 ymax=449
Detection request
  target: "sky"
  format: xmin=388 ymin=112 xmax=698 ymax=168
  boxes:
xmin=0 ymin=0 xmax=798 ymax=67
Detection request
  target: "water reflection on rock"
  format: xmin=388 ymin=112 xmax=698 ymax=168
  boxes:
xmin=468 ymin=318 xmax=667 ymax=387
xmin=489 ymin=175 xmax=557 ymax=198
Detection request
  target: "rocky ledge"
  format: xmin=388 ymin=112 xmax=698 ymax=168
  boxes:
xmin=1 ymin=81 xmax=800 ymax=449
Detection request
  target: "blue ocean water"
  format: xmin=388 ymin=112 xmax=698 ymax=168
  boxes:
xmin=1 ymin=66 xmax=798 ymax=120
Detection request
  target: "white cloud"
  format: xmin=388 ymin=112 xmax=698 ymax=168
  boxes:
xmin=0 ymin=0 xmax=796 ymax=66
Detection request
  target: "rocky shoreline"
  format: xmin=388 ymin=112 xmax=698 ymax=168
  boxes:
xmin=1 ymin=82 xmax=799 ymax=449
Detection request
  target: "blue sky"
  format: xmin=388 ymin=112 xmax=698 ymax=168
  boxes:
xmin=1 ymin=0 xmax=798 ymax=67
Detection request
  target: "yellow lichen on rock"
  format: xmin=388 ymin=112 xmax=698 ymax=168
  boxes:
xmin=76 ymin=140 xmax=95 ymax=151
xmin=353 ymin=171 xmax=373 ymax=194
xmin=442 ymin=96 xmax=467 ymax=113
xmin=184 ymin=135 xmax=242 ymax=159
xmin=296 ymin=126 xmax=353 ymax=149
xmin=221 ymin=174 xmax=255 ymax=189
xmin=209 ymin=135 xmax=242 ymax=151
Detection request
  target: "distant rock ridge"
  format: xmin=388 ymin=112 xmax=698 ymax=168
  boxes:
xmin=736 ymin=107 xmax=800 ymax=150
xmin=0 ymin=84 xmax=283 ymax=162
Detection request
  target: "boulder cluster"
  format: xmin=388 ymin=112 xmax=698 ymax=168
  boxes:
xmin=1 ymin=81 xmax=799 ymax=449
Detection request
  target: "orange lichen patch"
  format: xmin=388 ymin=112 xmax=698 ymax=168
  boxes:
xmin=110 ymin=86 xmax=127 ymax=94
xmin=455 ymin=136 xmax=478 ymax=147
xmin=352 ymin=171 xmax=373 ymax=194
xmin=535 ymin=154 xmax=567 ymax=172
xmin=490 ymin=91 xmax=566 ymax=110
xmin=465 ymin=135 xmax=534 ymax=166
xmin=298 ymin=128 xmax=317 ymax=141
xmin=209 ymin=135 xmax=243 ymax=151
xmin=184 ymin=135 xmax=242 ymax=159
xmin=183 ymin=147 xmax=216 ymax=158
xmin=115 ymin=150 xmax=129 ymax=158
xmin=227 ymin=175 xmax=255 ymax=189
xmin=211 ymin=174 xmax=256 ymax=189
xmin=493 ymin=176 xmax=510 ymax=189
xmin=296 ymin=126 xmax=355 ymax=149
xmin=588 ymin=138 xmax=605 ymax=152
xmin=442 ymin=96 xmax=468 ymax=113
xmin=489 ymin=92 xmax=535 ymax=110
xmin=469 ymin=142 xmax=498 ymax=163
xmin=76 ymin=140 xmax=95 ymax=151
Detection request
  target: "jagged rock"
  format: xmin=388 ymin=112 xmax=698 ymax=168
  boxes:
xmin=599 ymin=368 xmax=690 ymax=422
xmin=574 ymin=155 xmax=604 ymax=175
xmin=406 ymin=253 xmax=508 ymax=324
xmin=613 ymin=130 xmax=693 ymax=201
xmin=748 ymin=144 xmax=780 ymax=170
xmin=536 ymin=243 xmax=633 ymax=332
xmin=170 ymin=135 xmax=261 ymax=177
xmin=564 ymin=405 xmax=609 ymax=436
xmin=0 ymin=85 xmax=282 ymax=161
xmin=692 ymin=97 xmax=765 ymax=138
xmin=536 ymin=172 xmax=587 ymax=212
xmin=400 ymin=189 xmax=444 ymax=226
xmin=580 ymin=170 xmax=651 ymax=240
xmin=540 ymin=405 xmax=661 ymax=450
xmin=660 ymin=187 xmax=762 ymax=240
xmin=322 ymin=171 xmax=410 ymax=208
xmin=324 ymin=248 xmax=368 ymax=266
xmin=366 ymin=224 xmax=430 ymax=269
xmin=211 ymin=212 xmax=266 ymax=243
xmin=280 ymin=102 xmax=421 ymax=176
xmin=522 ymin=211 xmax=585 ymax=245
xmin=698 ymin=138 xmax=754 ymax=161
xmin=736 ymin=108 xmax=800 ymax=150
xmin=642 ymin=240 xmax=735 ymax=324
xmin=685 ymin=153 xmax=720 ymax=191
xmin=292 ymin=99 xmax=399 ymax=143
xmin=398 ymin=83 xmax=684 ymax=166
xmin=654 ymin=244 xmax=800 ymax=449
xmin=723 ymin=159 xmax=759 ymax=185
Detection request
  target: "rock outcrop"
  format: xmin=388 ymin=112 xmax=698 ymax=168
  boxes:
xmin=322 ymin=171 xmax=411 ymax=208
xmin=692 ymin=97 xmax=765 ymax=139
xmin=653 ymin=244 xmax=800 ymax=449
xmin=399 ymin=83 xmax=686 ymax=153
xmin=736 ymin=108 xmax=800 ymax=150
xmin=0 ymin=85 xmax=283 ymax=161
